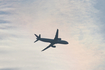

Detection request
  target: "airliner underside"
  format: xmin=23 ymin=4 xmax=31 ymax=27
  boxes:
xmin=34 ymin=29 xmax=68 ymax=51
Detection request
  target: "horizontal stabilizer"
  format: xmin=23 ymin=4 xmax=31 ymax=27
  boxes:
xmin=34 ymin=39 xmax=38 ymax=43
xmin=34 ymin=34 xmax=41 ymax=43
xmin=34 ymin=34 xmax=38 ymax=38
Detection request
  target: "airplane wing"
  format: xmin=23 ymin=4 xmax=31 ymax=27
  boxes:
xmin=41 ymin=29 xmax=58 ymax=51
xmin=54 ymin=29 xmax=58 ymax=40
xmin=41 ymin=44 xmax=52 ymax=51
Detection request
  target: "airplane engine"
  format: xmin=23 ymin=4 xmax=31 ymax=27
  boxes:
xmin=52 ymin=46 xmax=56 ymax=48
xmin=58 ymin=38 xmax=61 ymax=41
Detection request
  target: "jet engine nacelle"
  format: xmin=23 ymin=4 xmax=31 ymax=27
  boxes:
xmin=58 ymin=38 xmax=61 ymax=41
xmin=52 ymin=46 xmax=56 ymax=48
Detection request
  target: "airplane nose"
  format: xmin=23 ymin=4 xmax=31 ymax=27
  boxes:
xmin=66 ymin=41 xmax=69 ymax=44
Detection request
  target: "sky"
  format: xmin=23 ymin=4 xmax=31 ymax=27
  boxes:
xmin=0 ymin=0 xmax=105 ymax=70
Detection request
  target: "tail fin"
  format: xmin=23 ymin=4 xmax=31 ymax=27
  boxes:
xmin=34 ymin=34 xmax=41 ymax=43
xmin=39 ymin=34 xmax=41 ymax=38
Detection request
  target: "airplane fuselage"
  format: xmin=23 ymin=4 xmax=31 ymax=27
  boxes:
xmin=39 ymin=38 xmax=68 ymax=44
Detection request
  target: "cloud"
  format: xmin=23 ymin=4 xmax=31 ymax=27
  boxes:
xmin=0 ymin=68 xmax=18 ymax=70
xmin=0 ymin=11 xmax=11 ymax=15
xmin=0 ymin=0 xmax=105 ymax=70
xmin=0 ymin=20 xmax=10 ymax=24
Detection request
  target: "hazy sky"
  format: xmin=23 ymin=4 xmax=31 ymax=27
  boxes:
xmin=0 ymin=0 xmax=105 ymax=70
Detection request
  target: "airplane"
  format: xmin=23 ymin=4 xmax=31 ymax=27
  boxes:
xmin=34 ymin=29 xmax=69 ymax=51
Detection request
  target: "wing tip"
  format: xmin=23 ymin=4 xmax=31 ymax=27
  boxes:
xmin=41 ymin=50 xmax=44 ymax=52
xmin=41 ymin=50 xmax=43 ymax=52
